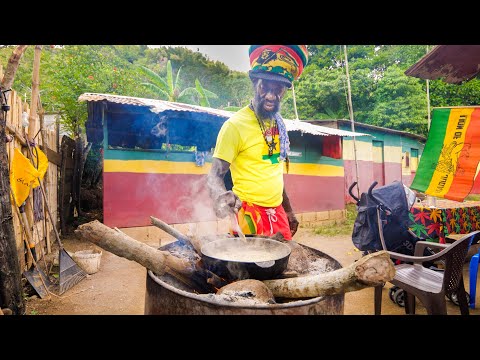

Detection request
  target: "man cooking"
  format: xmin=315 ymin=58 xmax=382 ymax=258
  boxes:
xmin=207 ymin=45 xmax=308 ymax=240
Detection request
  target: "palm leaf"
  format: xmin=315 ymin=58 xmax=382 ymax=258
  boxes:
xmin=166 ymin=60 xmax=174 ymax=94
xmin=174 ymin=65 xmax=183 ymax=92
xmin=140 ymin=83 xmax=169 ymax=100
xmin=179 ymin=87 xmax=199 ymax=98
xmin=195 ymin=79 xmax=210 ymax=107
xmin=138 ymin=66 xmax=168 ymax=91
xmin=202 ymin=88 xmax=218 ymax=99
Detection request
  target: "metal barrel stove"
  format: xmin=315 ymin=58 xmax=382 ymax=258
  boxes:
xmin=145 ymin=242 xmax=344 ymax=315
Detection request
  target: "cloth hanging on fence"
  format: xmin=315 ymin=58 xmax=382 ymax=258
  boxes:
xmin=10 ymin=148 xmax=40 ymax=206
xmin=9 ymin=147 xmax=49 ymax=207
xmin=31 ymin=146 xmax=48 ymax=187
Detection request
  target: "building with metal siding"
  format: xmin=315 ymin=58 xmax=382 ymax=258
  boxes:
xmin=80 ymin=93 xmax=369 ymax=232
xmin=312 ymin=120 xmax=426 ymax=203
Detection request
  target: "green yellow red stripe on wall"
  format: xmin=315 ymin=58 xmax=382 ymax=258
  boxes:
xmin=411 ymin=107 xmax=480 ymax=201
xmin=104 ymin=159 xmax=211 ymax=174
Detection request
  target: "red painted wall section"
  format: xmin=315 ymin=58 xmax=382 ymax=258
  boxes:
xmin=344 ymin=160 xmax=404 ymax=203
xmin=372 ymin=163 xmax=385 ymax=186
xmin=104 ymin=172 xmax=216 ymax=227
xmin=402 ymin=173 xmax=415 ymax=187
xmin=285 ymin=175 xmax=345 ymax=212
xmin=344 ymin=160 xmax=374 ymax=203
xmin=384 ymin=162 xmax=402 ymax=184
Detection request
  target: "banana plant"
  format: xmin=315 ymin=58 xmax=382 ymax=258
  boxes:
xmin=194 ymin=78 xmax=218 ymax=107
xmin=139 ymin=60 xmax=217 ymax=106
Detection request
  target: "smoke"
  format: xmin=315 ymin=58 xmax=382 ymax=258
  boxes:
xmin=151 ymin=115 xmax=167 ymax=137
xmin=174 ymin=176 xmax=217 ymax=238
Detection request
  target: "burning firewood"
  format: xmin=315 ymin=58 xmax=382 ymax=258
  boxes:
xmin=262 ymin=251 xmax=395 ymax=298
xmin=150 ymin=216 xmax=203 ymax=254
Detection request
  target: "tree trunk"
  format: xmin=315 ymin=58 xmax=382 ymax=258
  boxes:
xmin=75 ymin=220 xmax=227 ymax=292
xmin=0 ymin=45 xmax=28 ymax=315
xmin=263 ymin=251 xmax=395 ymax=298
xmin=75 ymin=220 xmax=198 ymax=280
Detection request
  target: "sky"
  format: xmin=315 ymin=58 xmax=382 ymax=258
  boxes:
xmin=152 ymin=45 xmax=251 ymax=73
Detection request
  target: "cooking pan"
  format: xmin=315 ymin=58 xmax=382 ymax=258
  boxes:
xmin=201 ymin=237 xmax=291 ymax=281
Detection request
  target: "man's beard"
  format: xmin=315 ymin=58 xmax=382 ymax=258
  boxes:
xmin=254 ymin=92 xmax=280 ymax=119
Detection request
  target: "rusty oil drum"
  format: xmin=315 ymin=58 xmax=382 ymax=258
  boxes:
xmin=144 ymin=242 xmax=344 ymax=315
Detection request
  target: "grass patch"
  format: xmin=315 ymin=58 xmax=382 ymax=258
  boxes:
xmin=313 ymin=203 xmax=358 ymax=236
xmin=465 ymin=194 xmax=480 ymax=201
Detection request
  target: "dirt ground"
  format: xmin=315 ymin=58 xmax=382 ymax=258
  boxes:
xmin=23 ymin=225 xmax=480 ymax=315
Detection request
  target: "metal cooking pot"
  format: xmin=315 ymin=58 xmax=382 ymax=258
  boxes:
xmin=201 ymin=237 xmax=291 ymax=281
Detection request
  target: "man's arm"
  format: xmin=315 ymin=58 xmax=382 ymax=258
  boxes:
xmin=282 ymin=188 xmax=299 ymax=237
xmin=207 ymin=158 xmax=242 ymax=218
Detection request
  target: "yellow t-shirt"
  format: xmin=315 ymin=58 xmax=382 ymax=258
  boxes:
xmin=213 ymin=106 xmax=284 ymax=207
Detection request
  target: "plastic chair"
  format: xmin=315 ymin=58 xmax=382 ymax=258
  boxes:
xmin=374 ymin=230 xmax=479 ymax=315
xmin=447 ymin=233 xmax=480 ymax=309
xmin=469 ymin=250 xmax=480 ymax=309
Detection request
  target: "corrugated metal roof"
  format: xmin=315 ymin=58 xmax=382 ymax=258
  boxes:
xmin=78 ymin=92 xmax=235 ymax=117
xmin=79 ymin=93 xmax=369 ymax=137
xmin=286 ymin=119 xmax=368 ymax=137
xmin=405 ymin=45 xmax=480 ymax=84
xmin=312 ymin=119 xmax=426 ymax=142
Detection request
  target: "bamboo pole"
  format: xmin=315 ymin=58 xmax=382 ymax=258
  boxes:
xmin=344 ymin=45 xmax=360 ymax=199
xmin=25 ymin=46 xmax=43 ymax=253
xmin=28 ymin=45 xmax=42 ymax=140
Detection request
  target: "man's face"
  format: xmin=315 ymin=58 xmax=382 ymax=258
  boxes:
xmin=253 ymin=79 xmax=287 ymax=118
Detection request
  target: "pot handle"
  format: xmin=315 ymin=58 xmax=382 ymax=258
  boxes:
xmin=255 ymin=260 xmax=275 ymax=268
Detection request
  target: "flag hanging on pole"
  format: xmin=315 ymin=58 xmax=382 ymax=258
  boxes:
xmin=410 ymin=107 xmax=480 ymax=202
xmin=9 ymin=148 xmax=41 ymax=206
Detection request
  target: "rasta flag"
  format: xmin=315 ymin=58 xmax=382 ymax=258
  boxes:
xmin=411 ymin=107 xmax=480 ymax=202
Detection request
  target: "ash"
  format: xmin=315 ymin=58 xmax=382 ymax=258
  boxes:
xmin=300 ymin=247 xmax=336 ymax=276
xmin=165 ymin=242 xmax=200 ymax=262
xmin=198 ymin=292 xmax=273 ymax=306
xmin=307 ymin=258 xmax=335 ymax=275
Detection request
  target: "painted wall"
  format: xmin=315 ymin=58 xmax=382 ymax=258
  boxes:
xmin=103 ymin=122 xmax=347 ymax=227
xmin=103 ymin=149 xmax=215 ymax=227
xmin=340 ymin=124 xmax=424 ymax=203
xmin=286 ymin=133 xmax=345 ymax=213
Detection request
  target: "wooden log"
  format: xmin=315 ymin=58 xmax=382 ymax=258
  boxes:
xmin=75 ymin=220 xmax=194 ymax=277
xmin=150 ymin=216 xmax=202 ymax=254
xmin=263 ymin=251 xmax=395 ymax=298
xmin=76 ymin=220 xmax=227 ymax=292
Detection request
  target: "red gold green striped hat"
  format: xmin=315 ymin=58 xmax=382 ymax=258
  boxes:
xmin=248 ymin=45 xmax=308 ymax=88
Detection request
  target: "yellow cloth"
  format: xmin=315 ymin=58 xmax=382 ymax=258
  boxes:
xmin=31 ymin=146 xmax=48 ymax=187
xmin=213 ymin=106 xmax=284 ymax=207
xmin=10 ymin=148 xmax=40 ymax=206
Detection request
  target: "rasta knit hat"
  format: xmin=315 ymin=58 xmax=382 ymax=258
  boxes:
xmin=248 ymin=45 xmax=308 ymax=88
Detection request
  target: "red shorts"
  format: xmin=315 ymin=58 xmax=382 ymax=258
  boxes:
xmin=234 ymin=201 xmax=292 ymax=240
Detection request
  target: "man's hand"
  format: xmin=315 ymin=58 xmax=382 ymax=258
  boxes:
xmin=287 ymin=212 xmax=299 ymax=237
xmin=214 ymin=191 xmax=242 ymax=218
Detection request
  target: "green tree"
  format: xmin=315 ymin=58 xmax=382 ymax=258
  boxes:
xmin=41 ymin=45 xmax=144 ymax=137
xmin=370 ymin=65 xmax=428 ymax=135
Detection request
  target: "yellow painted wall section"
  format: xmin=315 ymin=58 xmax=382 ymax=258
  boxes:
xmin=105 ymin=159 xmax=212 ymax=174
xmin=344 ymin=140 xmax=402 ymax=164
xmin=287 ymin=163 xmax=344 ymax=177
xmin=105 ymin=159 xmax=343 ymax=177
xmin=383 ymin=146 xmax=402 ymax=163
xmin=343 ymin=140 xmax=372 ymax=161
xmin=372 ymin=145 xmax=383 ymax=163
